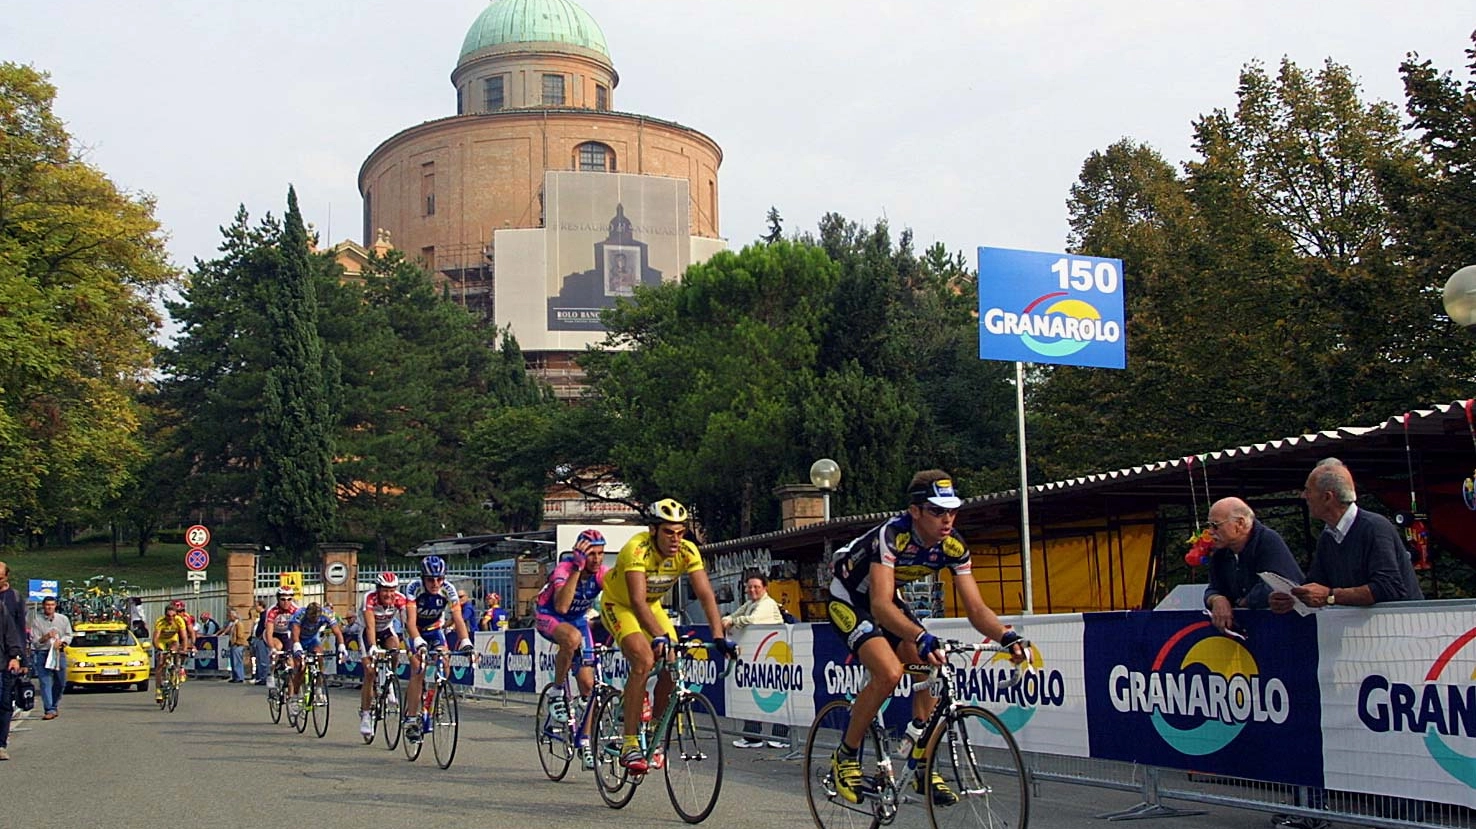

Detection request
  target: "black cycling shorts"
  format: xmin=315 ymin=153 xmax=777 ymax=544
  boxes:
xmin=826 ymin=591 xmax=921 ymax=656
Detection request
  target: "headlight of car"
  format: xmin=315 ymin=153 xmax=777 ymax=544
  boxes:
xmin=125 ymin=660 xmax=146 ymax=667
xmin=74 ymin=660 xmax=95 ymax=668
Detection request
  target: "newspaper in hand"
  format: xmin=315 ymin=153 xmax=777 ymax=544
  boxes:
xmin=1259 ymin=571 xmax=1315 ymax=617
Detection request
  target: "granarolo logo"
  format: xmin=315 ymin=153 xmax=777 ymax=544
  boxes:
xmin=1359 ymin=627 xmax=1476 ymax=787
xmin=507 ymin=637 xmax=534 ymax=685
xmin=955 ymin=643 xmax=1064 ymax=733
xmin=479 ymin=638 xmax=502 ymax=686
xmin=1108 ymin=621 xmax=1289 ymax=756
xmin=733 ymin=631 xmax=804 ymax=713
xmin=982 ymin=291 xmax=1121 ymax=359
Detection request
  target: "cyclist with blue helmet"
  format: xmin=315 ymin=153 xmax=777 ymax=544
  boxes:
xmin=402 ymin=555 xmax=472 ymax=742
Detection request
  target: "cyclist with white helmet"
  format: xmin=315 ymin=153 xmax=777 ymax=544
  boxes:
xmin=263 ymin=587 xmax=299 ymax=681
xmin=402 ymin=555 xmax=472 ymax=742
xmin=359 ymin=571 xmax=409 ymax=737
xmin=601 ymin=498 xmax=736 ymax=774
xmin=534 ymin=529 xmax=610 ymax=767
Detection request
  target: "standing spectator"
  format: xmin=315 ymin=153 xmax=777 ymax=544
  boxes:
xmin=0 ymin=590 xmax=24 ymax=760
xmin=249 ymin=598 xmax=270 ymax=684
xmin=224 ymin=608 xmax=249 ymax=683
xmin=0 ymin=562 xmax=25 ymax=660
xmin=723 ymin=571 xmax=791 ymax=749
xmin=198 ymin=611 xmax=221 ymax=636
xmin=28 ymin=596 xmax=73 ymax=720
xmin=1272 ymin=458 xmax=1424 ymax=612
xmin=458 ymin=590 xmax=478 ymax=644
xmin=341 ymin=611 xmax=364 ymax=645
xmin=128 ymin=597 xmax=148 ymax=640
xmin=1202 ymin=497 xmax=1304 ymax=633
xmin=481 ymin=593 xmax=509 ymax=632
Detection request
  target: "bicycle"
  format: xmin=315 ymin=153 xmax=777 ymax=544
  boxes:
xmin=266 ymin=651 xmax=294 ymax=724
xmin=402 ymin=646 xmax=459 ymax=769
xmin=590 ymin=639 xmax=734 ymax=824
xmin=803 ymin=639 xmax=1032 ymax=829
xmin=363 ymin=648 xmax=404 ymax=749
xmin=536 ymin=642 xmax=617 ymax=780
xmin=156 ymin=650 xmax=188 ymax=712
xmin=292 ymin=651 xmax=331 ymax=738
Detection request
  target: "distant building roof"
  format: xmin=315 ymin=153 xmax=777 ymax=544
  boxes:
xmin=460 ymin=0 xmax=609 ymax=60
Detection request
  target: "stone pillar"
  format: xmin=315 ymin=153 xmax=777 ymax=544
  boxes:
xmin=774 ymin=483 xmax=825 ymax=530
xmin=223 ymin=544 xmax=260 ymax=616
xmin=317 ymin=543 xmax=362 ymax=615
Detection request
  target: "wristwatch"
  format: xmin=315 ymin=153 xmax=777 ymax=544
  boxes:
xmin=1326 ymin=591 xmax=1337 ymax=606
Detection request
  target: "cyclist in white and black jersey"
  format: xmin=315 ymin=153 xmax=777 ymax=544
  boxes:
xmin=826 ymin=470 xmax=1026 ymax=807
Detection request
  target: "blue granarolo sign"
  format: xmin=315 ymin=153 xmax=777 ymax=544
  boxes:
xmin=978 ymin=247 xmax=1126 ymax=369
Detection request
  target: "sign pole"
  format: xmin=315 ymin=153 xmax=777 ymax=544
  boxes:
xmin=1015 ymin=361 xmax=1034 ymax=615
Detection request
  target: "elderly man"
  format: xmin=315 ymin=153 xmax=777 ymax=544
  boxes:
xmin=1202 ymin=497 xmax=1304 ymax=633
xmin=1271 ymin=458 xmax=1423 ymax=613
xmin=724 ymin=570 xmax=791 ymax=749
xmin=29 ymin=596 xmax=74 ymax=720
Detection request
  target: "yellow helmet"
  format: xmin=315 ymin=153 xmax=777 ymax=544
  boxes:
xmin=646 ymin=498 xmax=689 ymax=525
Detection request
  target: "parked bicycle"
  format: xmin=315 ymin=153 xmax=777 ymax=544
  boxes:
xmin=803 ymin=639 xmax=1032 ymax=829
xmin=156 ymin=650 xmax=188 ymax=712
xmin=590 ymin=639 xmax=735 ymax=824
xmin=363 ymin=647 xmax=404 ymax=749
xmin=536 ymin=642 xmax=618 ymax=780
xmin=292 ymin=651 xmax=331 ymax=738
xmin=402 ymin=646 xmax=460 ymax=769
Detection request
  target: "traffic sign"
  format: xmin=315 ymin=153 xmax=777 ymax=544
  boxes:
xmin=185 ymin=570 xmax=207 ymax=582
xmin=324 ymin=561 xmax=349 ymax=586
xmin=185 ymin=548 xmax=210 ymax=571
xmin=185 ymin=524 xmax=211 ymax=548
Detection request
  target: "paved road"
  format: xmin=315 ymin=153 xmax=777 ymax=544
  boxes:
xmin=4 ymin=679 xmax=1263 ymax=829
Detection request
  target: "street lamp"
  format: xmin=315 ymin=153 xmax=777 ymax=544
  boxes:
xmin=810 ymin=458 xmax=841 ymax=522
xmin=1443 ymin=265 xmax=1476 ymax=330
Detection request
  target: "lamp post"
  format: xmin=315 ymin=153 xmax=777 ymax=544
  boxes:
xmin=1443 ymin=265 xmax=1476 ymax=330
xmin=809 ymin=458 xmax=841 ymax=522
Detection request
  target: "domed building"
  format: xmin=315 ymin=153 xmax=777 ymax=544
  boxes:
xmin=358 ymin=0 xmax=725 ymax=397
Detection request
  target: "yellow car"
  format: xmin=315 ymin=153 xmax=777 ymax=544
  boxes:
xmin=66 ymin=621 xmax=152 ymax=691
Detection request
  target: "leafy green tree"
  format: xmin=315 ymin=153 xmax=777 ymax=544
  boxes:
xmin=762 ymin=207 xmax=784 ymax=245
xmin=0 ymin=63 xmax=177 ymax=535
xmin=254 ymin=187 xmax=337 ymax=564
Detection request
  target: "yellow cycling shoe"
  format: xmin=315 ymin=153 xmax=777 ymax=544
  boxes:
xmin=830 ymin=751 xmax=870 ymax=804
xmin=913 ymin=771 xmax=959 ymax=806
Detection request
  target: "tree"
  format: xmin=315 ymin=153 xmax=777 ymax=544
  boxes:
xmin=762 ymin=206 xmax=784 ymax=245
xmin=254 ymin=187 xmax=337 ymax=564
xmin=0 ymin=63 xmax=177 ymax=535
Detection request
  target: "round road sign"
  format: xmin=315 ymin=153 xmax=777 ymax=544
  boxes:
xmin=185 ymin=524 xmax=211 ymax=548
xmin=324 ymin=561 xmax=349 ymax=586
xmin=186 ymin=548 xmax=210 ymax=571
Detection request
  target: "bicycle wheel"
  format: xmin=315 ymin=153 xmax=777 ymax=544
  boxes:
xmin=403 ymin=700 xmax=424 ymax=761
xmin=166 ymin=676 xmax=179 ymax=713
xmin=432 ymin=681 xmax=459 ymax=769
xmin=923 ymin=705 xmax=1029 ymax=829
xmin=593 ymin=686 xmax=637 ymax=809
xmin=312 ymin=669 xmax=330 ymax=738
xmin=293 ymin=676 xmax=310 ymax=734
xmin=157 ymin=675 xmax=169 ymax=710
xmin=663 ymin=692 xmax=724 ymax=824
xmin=267 ymin=674 xmax=283 ymax=723
xmin=379 ymin=673 xmax=402 ymax=750
xmin=804 ymin=699 xmax=888 ymax=829
xmin=537 ymin=682 xmax=574 ymax=781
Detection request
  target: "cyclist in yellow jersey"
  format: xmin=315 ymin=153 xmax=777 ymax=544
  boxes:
xmin=151 ymin=605 xmax=191 ymax=702
xmin=601 ymin=498 xmax=735 ymax=774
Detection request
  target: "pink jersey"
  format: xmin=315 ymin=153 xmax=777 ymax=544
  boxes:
xmin=535 ymin=561 xmax=607 ymax=619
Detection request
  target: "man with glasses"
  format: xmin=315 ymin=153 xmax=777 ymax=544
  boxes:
xmin=600 ymin=498 xmax=735 ymax=774
xmin=402 ymin=555 xmax=472 ymax=743
xmin=825 ymin=469 xmax=1026 ymax=807
xmin=1202 ymin=497 xmax=1304 ymax=634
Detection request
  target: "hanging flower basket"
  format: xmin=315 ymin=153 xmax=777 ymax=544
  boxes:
xmin=1184 ymin=527 xmax=1214 ymax=568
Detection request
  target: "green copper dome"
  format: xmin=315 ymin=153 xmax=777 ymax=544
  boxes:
xmin=460 ymin=0 xmax=609 ymax=60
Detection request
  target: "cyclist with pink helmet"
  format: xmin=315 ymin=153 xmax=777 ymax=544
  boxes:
xmin=534 ymin=529 xmax=609 ymax=767
xmin=359 ymin=571 xmax=408 ymax=736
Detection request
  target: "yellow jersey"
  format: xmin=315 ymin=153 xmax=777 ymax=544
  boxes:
xmin=153 ymin=615 xmax=188 ymax=644
xmin=601 ymin=531 xmax=705 ymax=607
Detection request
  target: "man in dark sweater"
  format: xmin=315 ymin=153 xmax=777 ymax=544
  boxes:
xmin=0 ymin=574 xmax=25 ymax=760
xmin=1203 ymin=497 xmax=1305 ymax=632
xmin=1271 ymin=458 xmax=1423 ymax=612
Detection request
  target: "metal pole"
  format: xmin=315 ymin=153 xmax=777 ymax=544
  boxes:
xmin=822 ymin=491 xmax=831 ymax=523
xmin=1015 ymin=361 xmax=1034 ymax=614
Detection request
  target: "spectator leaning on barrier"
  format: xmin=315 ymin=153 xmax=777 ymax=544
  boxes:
xmin=225 ymin=608 xmax=250 ymax=683
xmin=458 ymin=590 xmax=478 ymax=645
xmin=724 ymin=571 xmax=790 ymax=750
xmin=1271 ymin=458 xmax=1424 ymax=613
xmin=1202 ymin=497 xmax=1305 ymax=634
xmin=199 ymin=611 xmax=221 ymax=636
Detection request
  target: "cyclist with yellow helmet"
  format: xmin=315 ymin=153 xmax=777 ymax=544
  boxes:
xmin=600 ymin=498 xmax=736 ymax=774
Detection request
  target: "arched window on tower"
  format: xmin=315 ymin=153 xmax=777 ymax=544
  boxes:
xmin=577 ymin=142 xmax=616 ymax=173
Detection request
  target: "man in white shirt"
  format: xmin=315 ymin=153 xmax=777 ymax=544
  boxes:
xmin=723 ymin=571 xmax=790 ymax=749
xmin=28 ymin=597 xmax=73 ymax=720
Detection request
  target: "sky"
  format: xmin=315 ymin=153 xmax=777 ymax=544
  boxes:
xmin=5 ymin=1 xmax=1473 ymax=287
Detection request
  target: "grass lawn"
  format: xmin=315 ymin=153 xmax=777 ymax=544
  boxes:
xmin=3 ymin=543 xmax=210 ymax=592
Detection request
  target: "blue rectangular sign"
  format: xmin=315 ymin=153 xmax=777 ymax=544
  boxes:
xmin=978 ymin=246 xmax=1126 ymax=369
xmin=28 ymin=579 xmax=58 ymax=601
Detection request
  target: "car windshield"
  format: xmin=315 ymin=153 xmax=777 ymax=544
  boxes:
xmin=72 ymin=631 xmax=133 ymax=648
